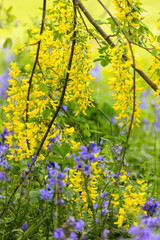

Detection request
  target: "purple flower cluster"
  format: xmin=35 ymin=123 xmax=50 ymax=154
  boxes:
xmin=40 ymin=161 xmax=66 ymax=202
xmin=142 ymin=197 xmax=160 ymax=216
xmin=128 ymin=198 xmax=160 ymax=240
xmin=129 ymin=224 xmax=160 ymax=240
xmin=53 ymin=216 xmax=85 ymax=239
xmin=73 ymin=143 xmax=105 ymax=177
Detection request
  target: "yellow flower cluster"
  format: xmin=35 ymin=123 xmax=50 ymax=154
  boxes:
xmin=69 ymin=162 xmax=101 ymax=214
xmin=112 ymin=172 xmax=146 ymax=229
xmin=106 ymin=45 xmax=142 ymax=128
xmin=3 ymin=0 xmax=94 ymax=161
xmin=113 ymin=0 xmax=143 ymax=30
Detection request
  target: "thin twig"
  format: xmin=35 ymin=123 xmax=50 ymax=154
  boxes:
xmin=75 ymin=0 xmax=157 ymax=92
xmin=129 ymin=40 xmax=160 ymax=61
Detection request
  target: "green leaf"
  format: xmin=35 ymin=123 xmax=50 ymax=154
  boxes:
xmin=42 ymin=109 xmax=51 ymax=118
xmin=156 ymin=68 xmax=160 ymax=77
xmin=3 ymin=38 xmax=12 ymax=49
xmin=60 ymin=143 xmax=71 ymax=158
xmin=29 ymin=190 xmax=41 ymax=204
xmin=101 ymin=58 xmax=110 ymax=67
xmin=90 ymin=129 xmax=103 ymax=134
xmin=46 ymin=155 xmax=62 ymax=162
xmin=39 ymin=83 xmax=48 ymax=92
xmin=157 ymin=36 xmax=160 ymax=42
xmin=62 ymin=157 xmax=74 ymax=168
xmin=152 ymin=49 xmax=158 ymax=56
xmin=18 ymin=217 xmax=47 ymax=240
xmin=94 ymin=20 xmax=107 ymax=25
xmin=51 ymin=144 xmax=62 ymax=156
xmin=63 ymin=187 xmax=74 ymax=200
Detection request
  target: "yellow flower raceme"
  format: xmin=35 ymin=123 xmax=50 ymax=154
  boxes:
xmin=106 ymin=45 xmax=142 ymax=128
xmin=112 ymin=172 xmax=146 ymax=229
xmin=4 ymin=0 xmax=94 ymax=161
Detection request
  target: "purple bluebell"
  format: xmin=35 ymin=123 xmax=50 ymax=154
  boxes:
xmin=0 ymin=157 xmax=7 ymax=168
xmin=25 ymin=168 xmax=29 ymax=175
xmin=22 ymin=222 xmax=28 ymax=232
xmin=74 ymin=219 xmax=85 ymax=232
xmin=101 ymin=191 xmax=108 ymax=199
xmin=64 ymin=167 xmax=70 ymax=172
xmin=96 ymin=218 xmax=100 ymax=224
xmin=70 ymin=232 xmax=78 ymax=239
xmin=89 ymin=142 xmax=101 ymax=154
xmin=48 ymin=162 xmax=60 ymax=170
xmin=115 ymin=146 xmax=122 ymax=156
xmin=31 ymin=154 xmax=37 ymax=164
xmin=53 ymin=228 xmax=64 ymax=239
xmin=0 ymin=172 xmax=5 ymax=181
xmin=83 ymin=164 xmax=92 ymax=176
xmin=51 ymin=134 xmax=60 ymax=145
xmin=102 ymin=229 xmax=109 ymax=239
xmin=111 ymin=115 xmax=117 ymax=124
xmin=142 ymin=198 xmax=160 ymax=216
xmin=75 ymin=161 xmax=83 ymax=170
xmin=39 ymin=189 xmax=53 ymax=201
xmin=67 ymin=216 xmax=75 ymax=225
xmin=139 ymin=97 xmax=148 ymax=109
xmin=154 ymin=104 xmax=160 ymax=114
xmin=102 ymin=208 xmax=109 ymax=216
xmin=102 ymin=200 xmax=109 ymax=208
xmin=73 ymin=156 xmax=81 ymax=162
xmin=8 ymin=166 xmax=12 ymax=171
xmin=58 ymin=199 xmax=64 ymax=204
xmin=78 ymin=146 xmax=91 ymax=159
xmin=93 ymin=203 xmax=99 ymax=210
xmin=47 ymin=143 xmax=52 ymax=152
xmin=27 ymin=161 xmax=30 ymax=167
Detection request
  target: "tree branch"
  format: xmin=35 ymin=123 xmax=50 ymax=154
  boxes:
xmin=75 ymin=0 xmax=157 ymax=92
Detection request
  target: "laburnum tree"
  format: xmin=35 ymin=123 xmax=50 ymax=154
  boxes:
xmin=1 ymin=0 xmax=160 ymax=239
